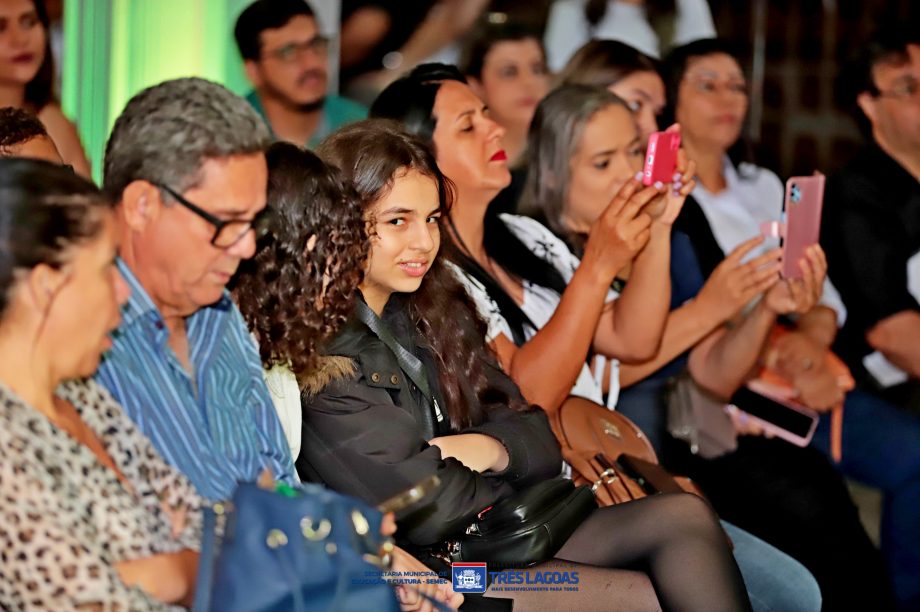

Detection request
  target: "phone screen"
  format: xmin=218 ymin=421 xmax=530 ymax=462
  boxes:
xmin=731 ymin=387 xmax=816 ymax=437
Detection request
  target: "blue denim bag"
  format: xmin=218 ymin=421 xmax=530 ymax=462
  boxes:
xmin=193 ymin=481 xmax=400 ymax=612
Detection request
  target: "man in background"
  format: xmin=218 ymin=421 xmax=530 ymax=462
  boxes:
xmin=235 ymin=0 xmax=366 ymax=148
xmin=823 ymin=27 xmax=920 ymax=414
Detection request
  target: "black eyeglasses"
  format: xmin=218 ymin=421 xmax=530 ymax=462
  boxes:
xmin=873 ymin=77 xmax=920 ymax=101
xmin=154 ymin=182 xmax=271 ymax=248
xmin=263 ymin=34 xmax=330 ymax=63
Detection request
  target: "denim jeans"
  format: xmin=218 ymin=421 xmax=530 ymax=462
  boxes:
xmin=811 ymin=388 xmax=920 ymax=611
xmin=724 ymin=520 xmax=821 ymax=612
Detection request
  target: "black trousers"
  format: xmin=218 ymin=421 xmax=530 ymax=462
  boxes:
xmin=663 ymin=435 xmax=896 ymax=612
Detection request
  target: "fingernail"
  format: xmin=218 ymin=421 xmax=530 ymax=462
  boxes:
xmin=673 ymin=172 xmax=682 ymax=181
xmin=654 ymin=181 xmax=664 ymax=190
xmin=634 ymin=171 xmax=644 ymax=181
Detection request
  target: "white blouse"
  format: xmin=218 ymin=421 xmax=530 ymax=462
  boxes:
xmin=454 ymin=214 xmax=621 ymax=406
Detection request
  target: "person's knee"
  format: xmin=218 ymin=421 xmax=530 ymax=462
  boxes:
xmin=657 ymin=492 xmax=723 ymax=537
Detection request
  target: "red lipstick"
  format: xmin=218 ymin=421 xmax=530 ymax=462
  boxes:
xmin=490 ymin=150 xmax=508 ymax=162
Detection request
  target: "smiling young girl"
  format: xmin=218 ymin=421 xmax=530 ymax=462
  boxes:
xmin=292 ymin=118 xmax=751 ymax=610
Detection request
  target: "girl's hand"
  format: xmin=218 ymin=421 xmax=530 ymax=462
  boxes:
xmin=429 ymin=434 xmax=509 ymax=473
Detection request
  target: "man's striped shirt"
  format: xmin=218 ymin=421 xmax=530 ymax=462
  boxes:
xmin=95 ymin=261 xmax=296 ymax=501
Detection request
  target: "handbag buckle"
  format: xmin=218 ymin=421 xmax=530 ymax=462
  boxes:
xmin=301 ymin=516 xmax=332 ymax=541
xmin=591 ymin=468 xmax=619 ymax=493
xmin=446 ymin=540 xmax=462 ymax=563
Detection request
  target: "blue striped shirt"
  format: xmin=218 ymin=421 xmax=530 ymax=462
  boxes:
xmin=95 ymin=260 xmax=296 ymax=501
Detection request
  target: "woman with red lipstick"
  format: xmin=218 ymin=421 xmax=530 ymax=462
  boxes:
xmin=0 ymin=0 xmax=90 ymax=176
xmin=459 ymin=21 xmax=549 ymax=217
xmin=371 ymin=63 xmax=688 ymax=417
xmin=295 ymin=119 xmax=751 ymax=611
xmin=371 ymin=65 xmax=693 ymax=420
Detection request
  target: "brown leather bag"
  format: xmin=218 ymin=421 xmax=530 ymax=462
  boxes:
xmin=548 ymin=395 xmax=702 ymax=506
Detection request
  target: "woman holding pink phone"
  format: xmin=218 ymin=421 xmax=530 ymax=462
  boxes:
xmin=666 ymin=37 xmax=920 ymax=610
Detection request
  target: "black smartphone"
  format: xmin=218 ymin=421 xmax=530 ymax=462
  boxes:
xmin=615 ymin=454 xmax=684 ymax=495
xmin=730 ymin=385 xmax=819 ymax=447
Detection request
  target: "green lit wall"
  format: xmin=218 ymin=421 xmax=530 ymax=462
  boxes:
xmin=62 ymin=0 xmax=252 ymax=183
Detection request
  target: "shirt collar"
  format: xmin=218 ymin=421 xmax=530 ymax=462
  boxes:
xmin=245 ymin=89 xmax=328 ymax=147
xmin=116 ymin=258 xmax=232 ymax=328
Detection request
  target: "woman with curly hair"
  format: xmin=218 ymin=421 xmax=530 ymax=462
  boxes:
xmin=294 ymin=118 xmax=751 ymax=611
xmin=234 ymin=141 xmax=368 ymax=459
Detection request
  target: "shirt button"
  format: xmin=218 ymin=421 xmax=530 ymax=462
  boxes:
xmin=390 ymin=375 xmax=399 ymax=385
xmin=371 ymin=373 xmax=381 ymax=383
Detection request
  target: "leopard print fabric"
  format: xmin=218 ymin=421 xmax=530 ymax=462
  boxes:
xmin=0 ymin=379 xmax=203 ymax=610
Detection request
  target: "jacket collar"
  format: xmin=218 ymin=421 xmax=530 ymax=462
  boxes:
xmin=322 ymin=294 xmax=419 ymax=392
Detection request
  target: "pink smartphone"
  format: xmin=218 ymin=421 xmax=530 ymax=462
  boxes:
xmin=642 ymin=131 xmax=681 ymax=186
xmin=781 ymin=174 xmax=825 ymax=279
xmin=730 ymin=382 xmax=819 ymax=447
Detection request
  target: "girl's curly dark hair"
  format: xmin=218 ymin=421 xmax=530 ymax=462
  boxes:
xmin=318 ymin=119 xmax=530 ymax=429
xmin=234 ymin=142 xmax=368 ymax=380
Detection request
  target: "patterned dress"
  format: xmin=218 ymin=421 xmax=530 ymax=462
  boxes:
xmin=0 ymin=379 xmax=202 ymax=610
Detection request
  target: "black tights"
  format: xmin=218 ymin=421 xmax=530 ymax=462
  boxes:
xmin=552 ymin=493 xmax=751 ymax=612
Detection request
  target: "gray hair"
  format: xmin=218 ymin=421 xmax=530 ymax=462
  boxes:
xmin=102 ymin=77 xmax=270 ymax=198
xmin=519 ymin=84 xmax=629 ymax=246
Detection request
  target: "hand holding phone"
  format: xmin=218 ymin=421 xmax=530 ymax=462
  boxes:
xmin=377 ymin=474 xmax=441 ymax=515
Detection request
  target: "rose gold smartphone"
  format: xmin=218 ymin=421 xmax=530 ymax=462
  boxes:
xmin=781 ymin=174 xmax=825 ymax=279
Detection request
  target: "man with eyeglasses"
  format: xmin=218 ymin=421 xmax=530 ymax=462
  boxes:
xmin=235 ymin=0 xmax=366 ymax=149
xmin=823 ymin=28 xmax=920 ymax=413
xmin=821 ymin=27 xmax=920 ymax=610
xmin=95 ymin=76 xmax=296 ymax=502
xmin=94 ymin=77 xmax=462 ymax=611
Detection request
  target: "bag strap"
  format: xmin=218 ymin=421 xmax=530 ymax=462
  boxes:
xmin=192 ymin=507 xmax=218 ymax=612
xmin=355 ymin=300 xmax=444 ymax=423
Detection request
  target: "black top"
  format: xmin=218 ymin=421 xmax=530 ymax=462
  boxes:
xmin=672 ymin=193 xmax=730 ymax=279
xmin=821 ymin=144 xmax=920 ymax=372
xmin=297 ymin=294 xmax=562 ymax=548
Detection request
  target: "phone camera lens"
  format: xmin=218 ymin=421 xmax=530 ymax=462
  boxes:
xmin=790 ymin=184 xmax=802 ymax=203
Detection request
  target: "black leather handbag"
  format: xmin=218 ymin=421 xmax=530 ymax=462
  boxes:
xmin=355 ymin=301 xmax=597 ymax=569
xmin=445 ymin=477 xmax=597 ymax=567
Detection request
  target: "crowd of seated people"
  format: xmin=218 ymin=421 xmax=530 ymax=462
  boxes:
xmin=0 ymin=0 xmax=918 ymax=610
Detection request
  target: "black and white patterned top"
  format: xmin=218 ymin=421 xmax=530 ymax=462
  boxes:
xmin=0 ymin=379 xmax=202 ymax=610
xmin=453 ymin=214 xmax=621 ymax=405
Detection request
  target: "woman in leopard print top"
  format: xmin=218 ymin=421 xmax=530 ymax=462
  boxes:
xmin=0 ymin=159 xmax=201 ymax=610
